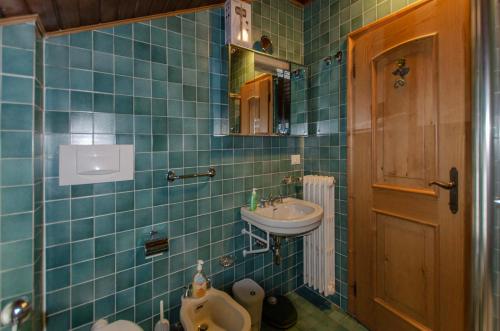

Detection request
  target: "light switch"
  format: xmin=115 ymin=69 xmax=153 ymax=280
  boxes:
xmin=291 ymin=154 xmax=301 ymax=165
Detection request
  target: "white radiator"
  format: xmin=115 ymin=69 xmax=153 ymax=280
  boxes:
xmin=303 ymin=175 xmax=336 ymax=296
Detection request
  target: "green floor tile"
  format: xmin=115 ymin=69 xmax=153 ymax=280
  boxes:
xmin=275 ymin=290 xmax=369 ymax=331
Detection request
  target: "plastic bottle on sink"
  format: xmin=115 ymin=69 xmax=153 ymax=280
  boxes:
xmin=192 ymin=260 xmax=208 ymax=298
xmin=249 ymin=188 xmax=258 ymax=211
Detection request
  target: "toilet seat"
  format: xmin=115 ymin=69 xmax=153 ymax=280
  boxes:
xmin=92 ymin=320 xmax=143 ymax=331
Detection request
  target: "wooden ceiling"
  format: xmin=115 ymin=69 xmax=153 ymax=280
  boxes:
xmin=0 ymin=0 xmax=224 ymax=33
xmin=0 ymin=0 xmax=309 ymax=35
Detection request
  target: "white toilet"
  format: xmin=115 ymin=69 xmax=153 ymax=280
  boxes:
xmin=232 ymin=279 xmax=265 ymax=331
xmin=91 ymin=319 xmax=143 ymax=331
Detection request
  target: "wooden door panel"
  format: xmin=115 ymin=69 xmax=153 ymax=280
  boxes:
xmin=258 ymin=78 xmax=271 ymax=132
xmin=240 ymin=74 xmax=273 ymax=134
xmin=372 ymin=35 xmax=438 ymax=194
xmin=374 ymin=300 xmax=427 ymax=331
xmin=373 ymin=189 xmax=439 ymax=222
xmin=374 ymin=211 xmax=437 ymax=329
xmin=348 ymin=1 xmax=470 ymax=331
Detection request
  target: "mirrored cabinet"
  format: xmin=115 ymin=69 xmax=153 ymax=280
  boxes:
xmin=227 ymin=44 xmax=308 ymax=136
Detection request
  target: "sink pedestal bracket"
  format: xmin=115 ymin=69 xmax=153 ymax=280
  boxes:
xmin=242 ymin=224 xmax=270 ymax=257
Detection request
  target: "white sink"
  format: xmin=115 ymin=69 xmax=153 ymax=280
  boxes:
xmin=241 ymin=197 xmax=323 ymax=236
xmin=180 ymin=288 xmax=251 ymax=331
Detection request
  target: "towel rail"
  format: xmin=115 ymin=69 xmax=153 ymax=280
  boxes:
xmin=166 ymin=167 xmax=216 ymax=182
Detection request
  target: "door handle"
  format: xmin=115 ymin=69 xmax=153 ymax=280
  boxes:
xmin=428 ymin=180 xmax=456 ymax=190
xmin=428 ymin=167 xmax=458 ymax=214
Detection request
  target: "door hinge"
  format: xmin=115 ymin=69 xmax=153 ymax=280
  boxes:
xmin=352 ymin=281 xmax=357 ymax=297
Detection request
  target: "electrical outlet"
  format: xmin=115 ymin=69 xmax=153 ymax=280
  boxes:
xmin=291 ymin=154 xmax=301 ymax=165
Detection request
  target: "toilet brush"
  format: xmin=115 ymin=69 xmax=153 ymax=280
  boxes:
xmin=154 ymin=300 xmax=170 ymax=331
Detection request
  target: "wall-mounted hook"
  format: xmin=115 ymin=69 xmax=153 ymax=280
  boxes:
xmin=392 ymin=58 xmax=410 ymax=88
xmin=334 ymin=51 xmax=343 ymax=64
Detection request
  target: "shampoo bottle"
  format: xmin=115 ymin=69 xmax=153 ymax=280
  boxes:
xmin=192 ymin=260 xmax=208 ymax=298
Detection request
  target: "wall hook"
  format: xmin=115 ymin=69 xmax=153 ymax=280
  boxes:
xmin=392 ymin=58 xmax=410 ymax=88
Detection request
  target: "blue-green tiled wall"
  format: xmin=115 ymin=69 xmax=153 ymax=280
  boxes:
xmin=251 ymin=0 xmax=304 ymax=63
xmin=0 ymin=21 xmax=44 ymax=331
xmin=303 ymin=0 xmax=416 ymax=310
xmin=44 ymin=8 xmax=304 ymax=331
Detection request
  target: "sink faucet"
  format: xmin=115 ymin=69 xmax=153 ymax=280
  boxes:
xmin=183 ymin=284 xmax=193 ymax=298
xmin=259 ymin=198 xmax=267 ymax=208
xmin=268 ymin=194 xmax=284 ymax=206
xmin=258 ymin=194 xmax=285 ymax=208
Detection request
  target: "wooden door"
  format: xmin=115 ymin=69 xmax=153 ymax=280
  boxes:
xmin=240 ymin=74 xmax=273 ymax=134
xmin=347 ymin=1 xmax=470 ymax=331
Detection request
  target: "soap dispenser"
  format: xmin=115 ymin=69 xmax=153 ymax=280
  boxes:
xmin=192 ymin=260 xmax=208 ymax=298
xmin=249 ymin=188 xmax=258 ymax=211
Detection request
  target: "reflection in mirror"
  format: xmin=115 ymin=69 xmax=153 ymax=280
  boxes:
xmin=253 ymin=35 xmax=274 ymax=55
xmin=228 ymin=45 xmax=308 ymax=136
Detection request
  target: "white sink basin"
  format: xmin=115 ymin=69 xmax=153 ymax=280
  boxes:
xmin=241 ymin=197 xmax=323 ymax=235
xmin=180 ymin=288 xmax=251 ymax=331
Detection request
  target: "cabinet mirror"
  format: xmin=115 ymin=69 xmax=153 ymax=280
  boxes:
xmin=228 ymin=45 xmax=308 ymax=136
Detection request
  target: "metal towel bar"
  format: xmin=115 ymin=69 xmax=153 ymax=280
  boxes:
xmin=167 ymin=167 xmax=216 ymax=182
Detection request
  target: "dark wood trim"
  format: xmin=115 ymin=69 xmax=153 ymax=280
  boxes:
xmin=0 ymin=14 xmax=45 ymax=35
xmin=46 ymin=2 xmax=223 ymax=37
xmin=2 ymin=0 xmax=304 ymax=34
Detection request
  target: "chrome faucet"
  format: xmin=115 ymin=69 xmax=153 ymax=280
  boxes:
xmin=183 ymin=284 xmax=193 ymax=298
xmin=259 ymin=197 xmax=267 ymax=208
xmin=258 ymin=194 xmax=284 ymax=208
xmin=268 ymin=194 xmax=284 ymax=206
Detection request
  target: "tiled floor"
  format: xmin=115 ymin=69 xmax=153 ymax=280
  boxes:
xmin=261 ymin=289 xmax=368 ymax=331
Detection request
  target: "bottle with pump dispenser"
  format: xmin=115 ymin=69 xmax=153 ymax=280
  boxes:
xmin=192 ymin=260 xmax=208 ymax=298
xmin=249 ymin=188 xmax=258 ymax=211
